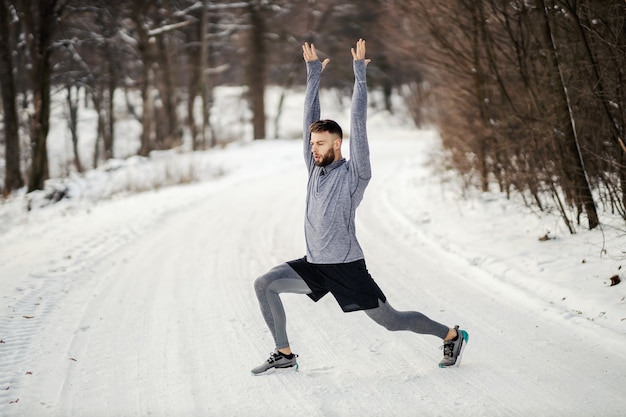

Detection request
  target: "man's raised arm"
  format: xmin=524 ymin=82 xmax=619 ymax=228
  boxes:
xmin=302 ymin=42 xmax=329 ymax=169
xmin=349 ymin=38 xmax=371 ymax=181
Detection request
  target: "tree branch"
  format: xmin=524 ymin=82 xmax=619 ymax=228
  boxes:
xmin=147 ymin=20 xmax=194 ymax=37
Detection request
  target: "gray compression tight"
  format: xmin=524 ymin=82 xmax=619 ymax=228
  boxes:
xmin=254 ymin=263 xmax=450 ymax=349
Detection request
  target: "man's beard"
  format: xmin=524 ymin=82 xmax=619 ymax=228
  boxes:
xmin=315 ymin=148 xmax=335 ymax=167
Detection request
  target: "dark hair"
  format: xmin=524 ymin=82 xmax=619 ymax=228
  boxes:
xmin=309 ymin=119 xmax=343 ymax=139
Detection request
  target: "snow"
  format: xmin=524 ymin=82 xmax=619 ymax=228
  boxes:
xmin=1 ymin=85 xmax=625 ymax=416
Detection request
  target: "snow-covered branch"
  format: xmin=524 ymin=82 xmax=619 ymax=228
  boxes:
xmin=146 ymin=20 xmax=194 ymax=37
xmin=173 ymin=1 xmax=249 ymax=18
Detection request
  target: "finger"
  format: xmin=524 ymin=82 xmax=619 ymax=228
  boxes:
xmin=321 ymin=58 xmax=331 ymax=71
xmin=303 ymin=42 xmax=315 ymax=61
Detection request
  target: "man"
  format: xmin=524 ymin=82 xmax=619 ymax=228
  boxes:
xmin=252 ymin=39 xmax=468 ymax=375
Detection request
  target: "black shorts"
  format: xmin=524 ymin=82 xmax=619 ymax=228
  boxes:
xmin=287 ymin=256 xmax=387 ymax=312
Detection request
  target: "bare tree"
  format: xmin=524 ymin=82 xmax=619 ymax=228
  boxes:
xmin=534 ymin=0 xmax=599 ymax=229
xmin=244 ymin=0 xmax=268 ymax=140
xmin=0 ymin=0 xmax=24 ymax=194
xmin=90 ymin=1 xmax=124 ymax=164
xmin=386 ymin=0 xmax=623 ymax=229
xmin=18 ymin=0 xmax=69 ymax=192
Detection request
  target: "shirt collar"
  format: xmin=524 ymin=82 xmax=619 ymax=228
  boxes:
xmin=320 ymin=158 xmax=346 ymax=175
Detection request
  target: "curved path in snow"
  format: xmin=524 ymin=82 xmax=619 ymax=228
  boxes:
xmin=1 ymin=135 xmax=625 ymax=416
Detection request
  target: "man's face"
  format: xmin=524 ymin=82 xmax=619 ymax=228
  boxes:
xmin=310 ymin=131 xmax=340 ymax=167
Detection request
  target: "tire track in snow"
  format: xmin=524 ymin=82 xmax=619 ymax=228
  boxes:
xmin=0 ymin=177 xmax=257 ymax=415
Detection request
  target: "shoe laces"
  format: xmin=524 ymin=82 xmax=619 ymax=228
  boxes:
xmin=440 ymin=341 xmax=454 ymax=358
xmin=266 ymin=352 xmax=282 ymax=364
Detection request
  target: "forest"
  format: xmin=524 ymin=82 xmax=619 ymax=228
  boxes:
xmin=0 ymin=0 xmax=625 ymax=232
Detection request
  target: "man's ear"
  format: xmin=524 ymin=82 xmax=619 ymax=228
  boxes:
xmin=334 ymin=138 xmax=341 ymax=149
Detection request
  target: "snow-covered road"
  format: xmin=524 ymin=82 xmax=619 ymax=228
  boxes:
xmin=1 ymin=133 xmax=625 ymax=416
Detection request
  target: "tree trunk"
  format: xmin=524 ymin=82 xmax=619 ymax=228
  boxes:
xmin=535 ymin=0 xmax=599 ymax=230
xmin=469 ymin=1 xmax=491 ymax=192
xmin=139 ymin=64 xmax=155 ymax=157
xmin=199 ymin=0 xmax=209 ymax=149
xmin=0 ymin=0 xmax=24 ymax=195
xmin=247 ymin=2 xmax=266 ymax=140
xmin=66 ymin=85 xmax=83 ymax=173
xmin=103 ymin=48 xmax=116 ymax=161
xmin=187 ymin=70 xmax=200 ymax=150
xmin=23 ymin=0 xmax=62 ymax=192
xmin=131 ymin=1 xmax=154 ymax=157
xmin=155 ymin=34 xmax=179 ymax=149
xmin=92 ymin=89 xmax=103 ymax=168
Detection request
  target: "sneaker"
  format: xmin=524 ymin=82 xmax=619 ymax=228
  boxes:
xmin=251 ymin=349 xmax=299 ymax=375
xmin=438 ymin=325 xmax=469 ymax=368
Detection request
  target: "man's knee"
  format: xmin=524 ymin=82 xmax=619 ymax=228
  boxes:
xmin=254 ymin=264 xmax=283 ymax=295
xmin=365 ymin=302 xmax=404 ymax=332
xmin=255 ymin=264 xmax=288 ymax=291
xmin=254 ymin=273 xmax=269 ymax=295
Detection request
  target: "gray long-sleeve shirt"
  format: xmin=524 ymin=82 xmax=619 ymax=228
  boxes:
xmin=302 ymin=59 xmax=371 ymax=264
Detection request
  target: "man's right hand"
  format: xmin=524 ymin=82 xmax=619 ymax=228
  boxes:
xmin=351 ymin=38 xmax=371 ymax=66
xmin=302 ymin=42 xmax=330 ymax=71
